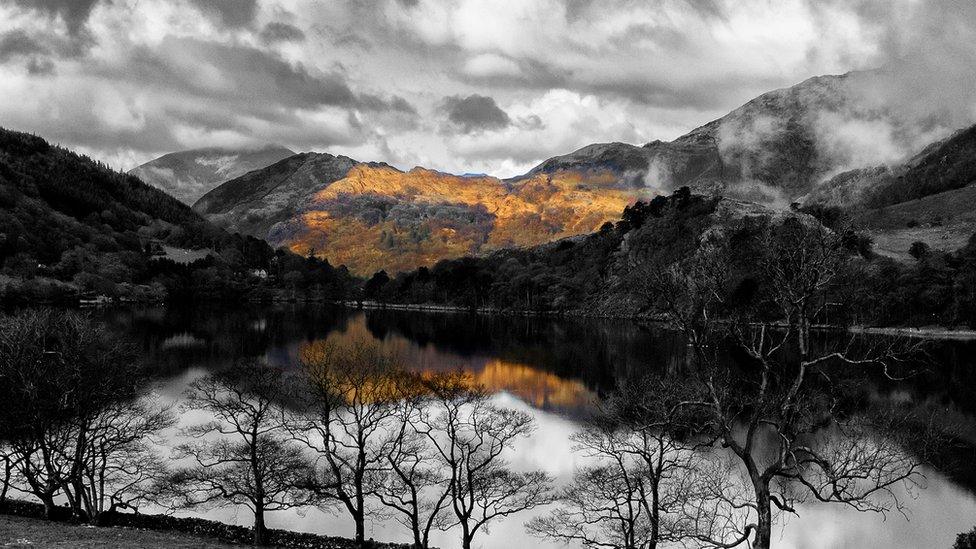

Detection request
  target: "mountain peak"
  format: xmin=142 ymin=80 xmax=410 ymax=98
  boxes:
xmin=129 ymin=144 xmax=296 ymax=205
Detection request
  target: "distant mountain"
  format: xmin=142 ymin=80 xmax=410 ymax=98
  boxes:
xmin=129 ymin=144 xmax=295 ymax=204
xmin=194 ymin=153 xmax=650 ymax=275
xmin=194 ymin=70 xmax=976 ymax=274
xmin=523 ymin=71 xmax=959 ymax=204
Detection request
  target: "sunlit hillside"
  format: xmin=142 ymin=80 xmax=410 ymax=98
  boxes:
xmin=227 ymin=161 xmax=654 ymax=275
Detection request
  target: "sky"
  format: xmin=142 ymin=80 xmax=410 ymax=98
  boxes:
xmin=0 ymin=0 xmax=974 ymax=177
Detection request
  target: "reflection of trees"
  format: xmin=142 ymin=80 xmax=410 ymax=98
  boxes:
xmin=363 ymin=309 xmax=687 ymax=397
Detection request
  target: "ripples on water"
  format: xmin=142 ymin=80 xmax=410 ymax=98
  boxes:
xmin=100 ymin=304 xmax=976 ymax=549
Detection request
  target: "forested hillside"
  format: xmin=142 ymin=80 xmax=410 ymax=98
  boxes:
xmin=369 ymin=188 xmax=976 ymax=328
xmin=0 ymin=128 xmax=357 ymax=304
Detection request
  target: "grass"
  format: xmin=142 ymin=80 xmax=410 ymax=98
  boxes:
xmin=0 ymin=514 xmax=237 ymax=548
xmin=857 ymin=184 xmax=976 ymax=260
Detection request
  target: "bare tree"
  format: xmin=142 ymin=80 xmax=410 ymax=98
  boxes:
xmin=173 ymin=362 xmax=312 ymax=546
xmin=0 ymin=309 xmax=145 ymax=520
xmin=0 ymin=444 xmax=21 ymax=505
xmin=375 ymin=376 xmax=453 ymax=549
xmin=527 ymin=377 xmax=711 ymax=549
xmin=78 ymin=396 xmax=175 ymax=523
xmin=415 ymin=372 xmax=553 ymax=549
xmin=638 ymin=216 xmax=933 ymax=549
xmin=287 ymin=338 xmax=407 ymax=545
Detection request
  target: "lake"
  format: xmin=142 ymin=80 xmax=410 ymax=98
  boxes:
xmin=100 ymin=304 xmax=976 ymax=549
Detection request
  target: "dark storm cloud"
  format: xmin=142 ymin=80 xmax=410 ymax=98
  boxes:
xmin=189 ymin=0 xmax=259 ymax=28
xmin=0 ymin=28 xmax=82 ymax=74
xmin=441 ymin=94 xmax=511 ymax=133
xmin=9 ymin=0 xmax=100 ymax=34
xmin=0 ymin=29 xmax=48 ymax=60
xmin=114 ymin=37 xmax=415 ymax=115
xmin=259 ymin=22 xmax=305 ymax=44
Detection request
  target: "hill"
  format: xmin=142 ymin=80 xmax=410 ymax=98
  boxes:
xmin=366 ymin=190 xmax=804 ymax=314
xmin=129 ymin=144 xmax=295 ymax=205
xmin=368 ymin=188 xmax=976 ymax=328
xmin=194 ymin=154 xmax=651 ymax=275
xmin=801 ymin=122 xmax=976 ymax=258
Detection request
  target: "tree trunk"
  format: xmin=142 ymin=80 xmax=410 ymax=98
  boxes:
xmin=753 ymin=483 xmax=772 ymax=549
xmin=353 ymin=508 xmax=365 ymax=544
xmin=461 ymin=521 xmax=472 ymax=549
xmin=650 ymin=477 xmax=660 ymax=549
xmin=40 ymin=495 xmax=57 ymax=520
xmin=253 ymin=505 xmax=266 ymax=546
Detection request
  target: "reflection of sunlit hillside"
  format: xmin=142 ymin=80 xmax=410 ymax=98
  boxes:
xmin=289 ymin=314 xmax=594 ymax=412
xmin=471 ymin=359 xmax=595 ymax=410
xmin=285 ymin=164 xmax=652 ymax=275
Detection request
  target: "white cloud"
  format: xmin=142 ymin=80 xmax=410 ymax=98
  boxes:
xmin=0 ymin=0 xmax=973 ymax=178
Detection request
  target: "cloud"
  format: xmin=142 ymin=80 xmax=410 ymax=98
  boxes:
xmin=259 ymin=22 xmax=305 ymax=44
xmin=0 ymin=29 xmax=47 ymax=60
xmin=2 ymin=0 xmax=974 ymax=182
xmin=440 ymin=94 xmax=511 ymax=133
xmin=188 ymin=0 xmax=259 ymax=29
xmin=8 ymin=0 xmax=100 ymax=34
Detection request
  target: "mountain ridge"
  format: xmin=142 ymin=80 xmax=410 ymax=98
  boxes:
xmin=190 ymin=70 xmax=976 ymax=275
xmin=129 ymin=144 xmax=295 ymax=205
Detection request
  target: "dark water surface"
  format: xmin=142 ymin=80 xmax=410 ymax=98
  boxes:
xmin=100 ymin=304 xmax=976 ymax=549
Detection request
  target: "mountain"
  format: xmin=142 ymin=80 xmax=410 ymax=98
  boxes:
xmin=524 ymin=71 xmax=961 ymax=204
xmin=129 ymin=144 xmax=295 ymax=205
xmin=194 ymin=70 xmax=975 ymax=275
xmin=194 ymin=153 xmax=651 ymax=275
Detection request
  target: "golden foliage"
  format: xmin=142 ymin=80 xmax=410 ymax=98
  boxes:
xmin=284 ymin=165 xmax=653 ymax=275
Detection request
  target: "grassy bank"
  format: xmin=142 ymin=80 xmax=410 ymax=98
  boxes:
xmin=0 ymin=514 xmax=235 ymax=548
xmin=0 ymin=500 xmax=411 ymax=549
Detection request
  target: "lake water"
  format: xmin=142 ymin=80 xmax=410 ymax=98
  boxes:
xmin=100 ymin=304 xmax=976 ymax=549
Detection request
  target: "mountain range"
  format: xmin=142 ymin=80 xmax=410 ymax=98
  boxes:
xmin=125 ymin=71 xmax=976 ymax=274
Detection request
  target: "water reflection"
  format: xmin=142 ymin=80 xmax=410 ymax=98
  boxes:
xmin=100 ymin=304 xmax=976 ymax=549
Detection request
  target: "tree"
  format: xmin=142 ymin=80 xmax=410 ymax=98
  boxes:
xmin=639 ymin=216 xmax=932 ymax=549
xmin=173 ymin=362 xmax=312 ymax=546
xmin=414 ymin=373 xmax=553 ymax=549
xmin=78 ymin=397 xmax=175 ymax=523
xmin=954 ymin=526 xmax=976 ymax=549
xmin=288 ymin=339 xmax=407 ymax=545
xmin=528 ymin=376 xmax=719 ymax=549
xmin=909 ymin=241 xmax=931 ymax=262
xmin=376 ymin=377 xmax=453 ymax=549
xmin=365 ymin=270 xmax=391 ymax=300
xmin=0 ymin=309 xmax=149 ymax=521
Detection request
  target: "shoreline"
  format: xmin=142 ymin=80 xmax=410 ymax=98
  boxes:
xmin=343 ymin=301 xmax=976 ymax=341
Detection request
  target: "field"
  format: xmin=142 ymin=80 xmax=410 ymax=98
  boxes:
xmin=857 ymin=184 xmax=976 ymax=260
